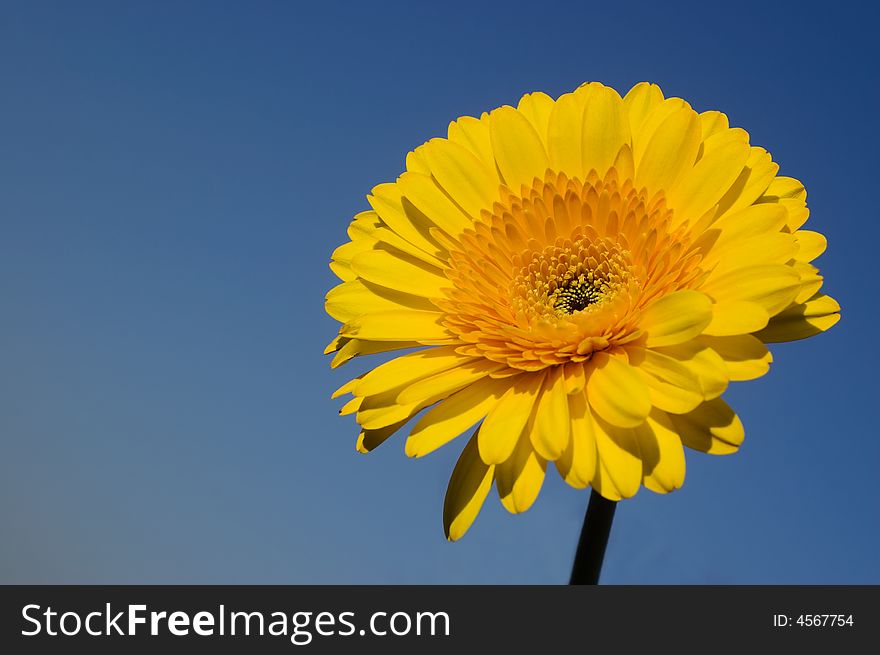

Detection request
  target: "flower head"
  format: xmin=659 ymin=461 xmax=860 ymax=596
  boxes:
xmin=325 ymin=82 xmax=840 ymax=540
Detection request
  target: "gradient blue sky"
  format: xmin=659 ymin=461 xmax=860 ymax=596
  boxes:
xmin=1 ymin=1 xmax=877 ymax=583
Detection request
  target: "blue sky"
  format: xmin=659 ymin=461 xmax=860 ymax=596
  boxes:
xmin=1 ymin=0 xmax=877 ymax=583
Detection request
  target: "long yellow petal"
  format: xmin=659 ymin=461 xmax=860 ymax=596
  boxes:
xmin=405 ymin=376 xmax=506 ymax=457
xmin=623 ymin=82 xmax=664 ymax=136
xmin=443 ymin=429 xmax=495 ymax=541
xmin=547 ymin=91 xmax=585 ymax=176
xmin=489 ymin=105 xmax=550 ymax=191
xmin=580 ymin=82 xmax=630 ymax=177
xmin=517 ymin=91 xmax=554 ymax=145
xmin=592 ymin=412 xmax=642 ymax=499
xmin=793 ymin=230 xmax=827 ymax=262
xmin=328 ymin=337 xmax=418 ymax=369
xmin=628 ymin=346 xmax=703 ymax=414
xmin=495 ymin=429 xmax=547 ymax=514
xmin=635 ymin=107 xmax=701 ymax=192
xmin=715 ymin=147 xmax=779 ymax=216
xmin=640 ymin=411 xmax=686 ymax=493
xmin=530 ymin=366 xmax=570 ymax=461
xmin=447 ymin=114 xmax=495 ymax=171
xmin=555 ymin=391 xmax=597 ymax=488
xmin=355 ymin=346 xmax=466 ymax=397
xmin=397 ymin=359 xmax=505 ymax=406
xmin=418 ymin=138 xmax=499 ymax=219
xmin=755 ymin=293 xmax=841 ymax=343
xmin=478 ymin=374 xmax=540 ymax=465
xmin=341 ymin=310 xmax=450 ymax=342
xmin=586 ymin=352 xmax=651 ymax=427
xmin=397 ymin=171 xmax=472 ymax=236
xmin=325 ymin=280 xmax=436 ymax=323
xmin=699 ymin=110 xmax=729 ymax=140
xmin=703 ymin=265 xmax=801 ymax=315
xmin=356 ymin=418 xmax=409 ymax=454
xmin=640 ymin=290 xmax=713 ymax=347
xmin=697 ymin=334 xmax=772 ymax=382
xmin=653 ymin=341 xmax=729 ymax=399
xmin=668 ymin=138 xmax=750 ymax=221
xmin=350 ymin=248 xmax=450 ymax=298
xmin=702 ymin=233 xmax=798 ymax=277
xmin=367 ymin=183 xmax=445 ymax=258
xmin=671 ymin=397 xmax=744 ymax=455
xmin=703 ymin=300 xmax=769 ymax=336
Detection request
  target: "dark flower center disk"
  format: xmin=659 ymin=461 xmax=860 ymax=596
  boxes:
xmin=552 ymin=277 xmax=603 ymax=314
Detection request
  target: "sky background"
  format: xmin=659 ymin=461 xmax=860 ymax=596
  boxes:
xmin=1 ymin=0 xmax=877 ymax=584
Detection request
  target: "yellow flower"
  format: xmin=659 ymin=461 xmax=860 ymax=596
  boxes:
xmin=325 ymin=82 xmax=840 ymax=540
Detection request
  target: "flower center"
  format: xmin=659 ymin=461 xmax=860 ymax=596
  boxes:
xmin=437 ymin=169 xmax=704 ymax=371
xmin=512 ymin=237 xmax=634 ymax=320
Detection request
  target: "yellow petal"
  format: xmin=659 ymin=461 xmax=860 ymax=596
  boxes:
xmin=356 ymin=391 xmax=424 ymax=431
xmin=693 ymin=204 xmax=788 ymax=259
xmin=563 ymin=362 xmax=586 ymax=394
xmin=355 ymin=346 xmax=465 ymax=397
xmin=628 ymin=346 xmax=703 ymax=414
xmin=792 ymin=260 xmax=824 ymax=303
xmin=547 ymin=91 xmax=585 ymax=176
xmin=632 ymin=97 xmax=689 ymax=165
xmin=759 ymin=175 xmax=806 ymax=204
xmin=367 ymin=183 xmax=445 ymax=258
xmin=341 ymin=309 xmax=450 ymax=342
xmin=489 ymin=105 xmax=550 ymax=191
xmin=671 ymin=397 xmax=744 ymax=455
xmin=530 ymin=366 xmax=571 ymax=460
xmin=635 ymin=107 xmax=701 ymax=192
xmin=699 ymin=110 xmax=729 ymax=140
xmin=328 ymin=337 xmax=418 ymax=369
xmin=406 ymin=149 xmax=430 ymax=174
xmin=640 ymin=290 xmax=713 ymax=347
xmin=443 ymin=429 xmax=495 ymax=541
xmin=668 ymin=138 xmax=750 ymax=221
xmin=495 ymin=431 xmax=546 ymax=514
xmin=418 ymin=138 xmax=499 ymax=219
xmin=356 ymin=418 xmax=409 ymax=454
xmin=405 ymin=376 xmax=506 ymax=457
xmin=703 ymin=265 xmax=801 ymax=315
xmin=326 ymin=280 xmax=435 ymax=323
xmin=755 ymin=293 xmax=841 ymax=343
xmin=367 ymin=225 xmax=448 ymax=268
xmin=555 ymin=391 xmax=597 ymax=488
xmin=478 ymin=374 xmax=540 ymax=465
xmin=517 ymin=91 xmax=554 ymax=145
xmin=697 ymin=334 xmax=772 ymax=381
xmin=592 ymin=413 xmax=642 ymax=499
xmin=702 ymin=233 xmax=798 ymax=277
xmin=339 ymin=395 xmax=362 ymax=416
xmin=623 ymin=82 xmax=664 ymax=136
xmin=586 ymin=352 xmax=651 ymax=428
xmin=715 ymin=147 xmax=778 ymax=216
xmin=447 ymin=114 xmax=495 ymax=171
xmin=794 ymin=230 xmax=827 ymax=262
xmin=653 ymin=340 xmax=729 ymax=399
xmin=703 ymin=300 xmax=769 ymax=336
xmin=640 ymin=411 xmax=686 ymax=493
xmin=396 ymin=172 xmax=472 ymax=236
xmin=330 ymin=238 xmax=376 ymax=282
xmin=580 ymin=82 xmax=630 ymax=177
xmin=397 ymin=358 xmax=505 ymax=405
xmin=350 ymin=248 xmax=450 ymax=298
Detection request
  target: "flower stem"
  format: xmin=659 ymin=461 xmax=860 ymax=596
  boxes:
xmin=569 ymin=489 xmax=617 ymax=585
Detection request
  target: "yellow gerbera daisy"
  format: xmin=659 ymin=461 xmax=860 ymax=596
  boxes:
xmin=325 ymin=81 xmax=840 ymax=541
